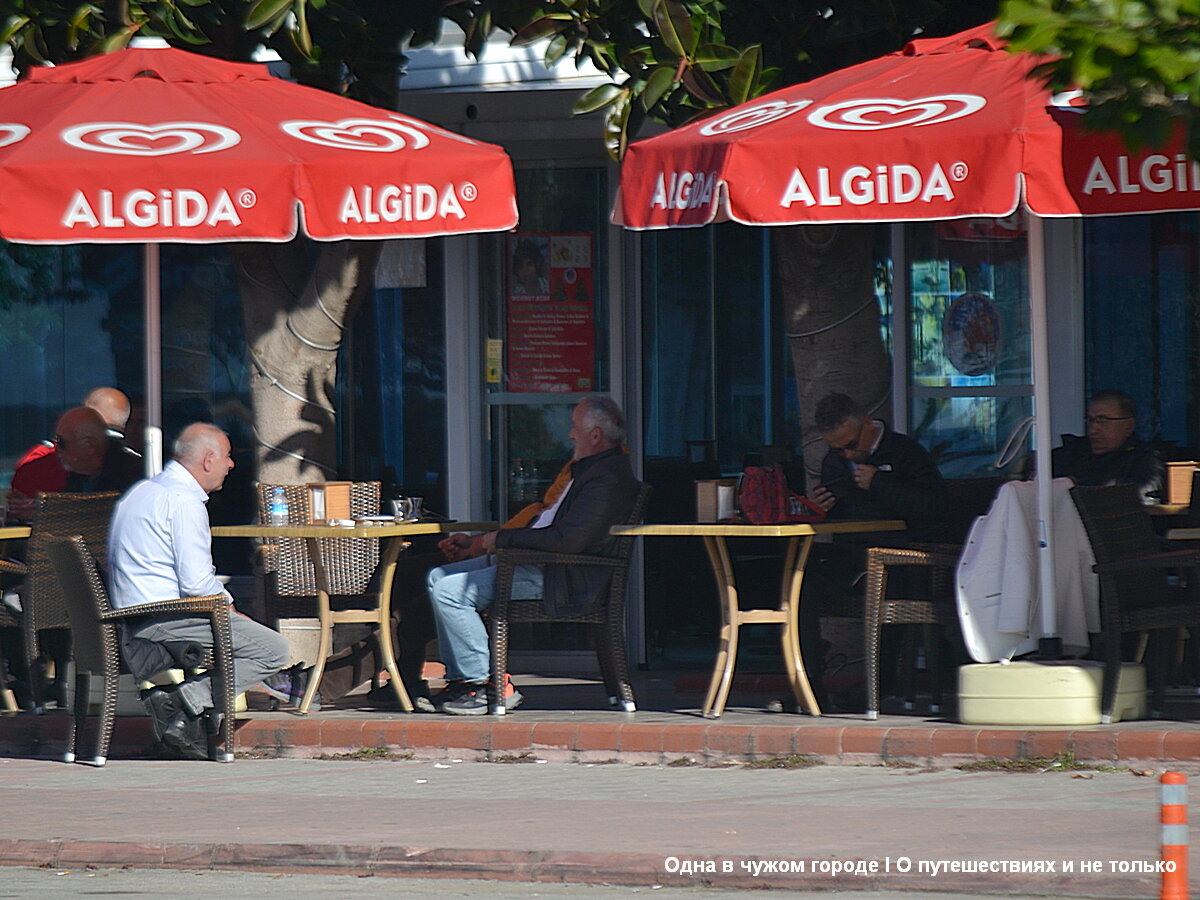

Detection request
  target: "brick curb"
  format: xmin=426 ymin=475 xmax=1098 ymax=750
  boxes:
xmin=2 ymin=713 xmax=1198 ymax=767
xmin=0 ymin=839 xmax=1156 ymax=897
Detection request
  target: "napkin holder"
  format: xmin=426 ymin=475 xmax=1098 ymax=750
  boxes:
xmin=307 ymin=481 xmax=352 ymax=524
xmin=695 ymin=479 xmax=737 ymax=523
xmin=1166 ymin=461 xmax=1197 ymax=505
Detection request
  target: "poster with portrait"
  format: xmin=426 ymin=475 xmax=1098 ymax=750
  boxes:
xmin=506 ymin=232 xmax=595 ymax=393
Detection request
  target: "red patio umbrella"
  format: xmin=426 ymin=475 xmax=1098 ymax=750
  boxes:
xmin=0 ymin=47 xmax=518 ymax=468
xmin=616 ymin=22 xmax=1200 ymax=675
xmin=616 ymin=23 xmax=1198 ymax=229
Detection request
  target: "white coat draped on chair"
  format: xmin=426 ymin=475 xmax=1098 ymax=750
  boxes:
xmin=956 ymin=478 xmax=1099 ymax=662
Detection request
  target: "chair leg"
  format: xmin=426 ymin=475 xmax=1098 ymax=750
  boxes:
xmin=595 ymin=620 xmax=636 ymax=712
xmin=65 ymin=671 xmax=88 ymax=763
xmin=93 ymin=669 xmax=120 ymax=766
xmin=902 ymin=626 xmax=918 ymax=710
xmin=927 ymin=625 xmax=943 ymax=714
xmin=488 ymin=606 xmax=510 ymax=716
xmin=1100 ymin=629 xmax=1123 ymax=725
xmin=23 ymin=623 xmax=43 ymax=714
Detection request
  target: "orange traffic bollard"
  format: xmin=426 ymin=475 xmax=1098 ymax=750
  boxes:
xmin=1161 ymin=771 xmax=1189 ymax=900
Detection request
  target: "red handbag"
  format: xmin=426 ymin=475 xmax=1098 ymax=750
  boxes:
xmin=738 ymin=466 xmax=826 ymax=524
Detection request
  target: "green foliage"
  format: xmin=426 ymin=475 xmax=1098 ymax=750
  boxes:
xmin=466 ymin=0 xmax=998 ymax=158
xmin=997 ymin=0 xmax=1200 ymax=157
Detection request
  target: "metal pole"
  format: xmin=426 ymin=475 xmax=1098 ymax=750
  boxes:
xmin=1028 ymin=214 xmax=1061 ymax=658
xmin=143 ymin=244 xmax=163 ymax=476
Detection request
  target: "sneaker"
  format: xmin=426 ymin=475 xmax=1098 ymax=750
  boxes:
xmin=254 ymin=669 xmax=321 ymax=712
xmin=442 ymin=677 xmax=523 ymax=716
xmin=414 ymin=680 xmax=472 ymax=713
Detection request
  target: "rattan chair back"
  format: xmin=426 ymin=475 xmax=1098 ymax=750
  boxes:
xmin=1071 ymin=482 xmax=1200 ymax=720
xmin=488 ymin=482 xmax=652 ymax=714
xmin=1072 ymin=483 xmax=1173 ymax=613
xmin=255 ymin=482 xmax=381 ymax=596
xmin=3 ymin=492 xmax=121 ymax=712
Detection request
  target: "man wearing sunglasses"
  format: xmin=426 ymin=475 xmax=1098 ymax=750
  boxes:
xmin=803 ymin=392 xmax=947 ymax=710
xmin=1050 ymin=390 xmax=1162 ymax=503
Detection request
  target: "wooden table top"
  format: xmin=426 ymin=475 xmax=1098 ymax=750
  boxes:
xmin=1148 ymin=504 xmax=1189 ymax=516
xmin=611 ymin=520 xmax=905 ymax=538
xmin=212 ymin=521 xmax=497 ymax=539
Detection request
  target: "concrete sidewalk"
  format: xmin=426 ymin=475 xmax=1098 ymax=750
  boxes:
xmin=0 ymin=756 xmax=1193 ymax=897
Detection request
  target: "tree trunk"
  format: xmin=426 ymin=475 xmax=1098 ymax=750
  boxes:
xmin=234 ymin=239 xmax=381 ymax=484
xmin=774 ymin=224 xmax=892 ymax=483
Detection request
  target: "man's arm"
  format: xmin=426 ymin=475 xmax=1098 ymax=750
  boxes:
xmin=171 ymin=497 xmax=232 ymax=601
xmin=866 ymin=442 xmax=947 ymax=525
xmin=495 ymin=464 xmax=632 ymax=556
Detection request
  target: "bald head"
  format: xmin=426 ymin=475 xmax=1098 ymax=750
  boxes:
xmin=173 ymin=423 xmax=234 ymax=493
xmin=55 ymin=406 xmax=108 ymax=476
xmin=83 ymin=387 xmax=131 ymax=429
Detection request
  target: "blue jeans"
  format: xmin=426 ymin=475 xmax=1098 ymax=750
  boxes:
xmin=426 ymin=555 xmax=544 ymax=683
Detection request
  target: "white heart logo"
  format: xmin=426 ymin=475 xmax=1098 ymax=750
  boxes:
xmin=0 ymin=124 xmax=31 ymax=149
xmin=61 ymin=122 xmax=240 ymax=155
xmin=809 ymin=95 xmax=986 ymax=131
xmin=699 ymin=100 xmax=813 ymax=136
xmin=281 ymin=117 xmax=431 ymax=152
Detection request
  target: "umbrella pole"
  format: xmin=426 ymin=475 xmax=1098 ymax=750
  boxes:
xmin=1028 ymin=213 xmax=1062 ymax=659
xmin=143 ymin=244 xmax=163 ymax=477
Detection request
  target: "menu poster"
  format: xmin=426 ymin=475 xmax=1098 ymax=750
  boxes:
xmin=506 ymin=232 xmax=595 ymax=393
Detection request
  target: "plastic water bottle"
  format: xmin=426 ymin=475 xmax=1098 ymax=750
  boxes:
xmin=268 ymin=487 xmax=290 ymax=526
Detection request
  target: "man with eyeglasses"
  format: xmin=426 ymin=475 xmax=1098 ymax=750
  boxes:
xmin=802 ymin=392 xmax=947 ymax=710
xmin=1051 ymin=389 xmax=1163 ymax=503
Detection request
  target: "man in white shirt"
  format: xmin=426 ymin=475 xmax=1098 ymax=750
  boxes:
xmin=108 ymin=423 xmax=289 ymax=759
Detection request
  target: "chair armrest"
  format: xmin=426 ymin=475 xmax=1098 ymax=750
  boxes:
xmin=495 ymin=548 xmax=625 ymax=570
xmin=866 ymin=543 xmax=961 ymax=570
xmin=1091 ymin=548 xmax=1200 ymax=575
xmin=100 ymin=595 xmax=231 ymax=620
xmin=0 ymin=558 xmax=28 ymax=577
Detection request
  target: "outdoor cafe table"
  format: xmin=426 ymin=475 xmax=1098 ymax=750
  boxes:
xmin=610 ymin=520 xmax=904 ymax=719
xmin=211 ymin=520 xmax=496 ymax=712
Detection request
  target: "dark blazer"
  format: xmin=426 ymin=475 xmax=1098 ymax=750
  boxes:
xmin=494 ymin=446 xmax=639 ymax=615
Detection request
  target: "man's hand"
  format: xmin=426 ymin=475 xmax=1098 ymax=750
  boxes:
xmin=852 ymin=464 xmax=878 ymax=490
xmin=479 ymin=530 xmax=498 ymax=555
xmin=438 ymin=532 xmax=477 ymax=562
xmin=5 ymin=489 xmax=33 ymax=523
xmin=809 ymin=484 xmax=838 ymax=511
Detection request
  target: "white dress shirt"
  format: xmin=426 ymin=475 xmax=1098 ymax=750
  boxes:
xmin=108 ymin=460 xmax=231 ymax=609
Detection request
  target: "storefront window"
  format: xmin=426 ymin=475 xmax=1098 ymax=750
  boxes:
xmin=906 ymin=219 xmax=1033 ymax=478
xmin=482 ymin=165 xmax=609 ymax=524
xmin=347 ymin=239 xmax=448 ymax=514
xmin=1083 ymin=214 xmax=1200 ymax=453
xmin=0 ymin=243 xmax=142 ymax=487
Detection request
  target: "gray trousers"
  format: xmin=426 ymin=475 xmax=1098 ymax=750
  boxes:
xmin=128 ymin=613 xmax=290 ymax=717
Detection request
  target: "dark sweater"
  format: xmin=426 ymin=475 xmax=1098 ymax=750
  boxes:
xmin=819 ymin=422 xmax=947 ymax=543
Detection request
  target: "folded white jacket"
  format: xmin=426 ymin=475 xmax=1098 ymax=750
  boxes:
xmin=956 ymin=478 xmax=1099 ymax=663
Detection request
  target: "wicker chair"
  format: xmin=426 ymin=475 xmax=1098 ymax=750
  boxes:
xmin=45 ymin=534 xmax=236 ymax=764
xmin=1070 ymin=483 xmax=1200 ymax=722
xmin=487 ymin=483 xmax=651 ymax=716
xmin=255 ymin=482 xmax=412 ymax=712
xmin=0 ymin=491 xmax=120 ymax=713
xmin=861 ymin=477 xmax=1005 ymax=719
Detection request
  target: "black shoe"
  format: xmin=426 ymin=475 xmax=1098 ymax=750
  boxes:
xmin=143 ymin=689 xmax=208 ymax=761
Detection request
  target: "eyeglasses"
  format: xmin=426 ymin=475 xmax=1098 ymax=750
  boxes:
xmin=1085 ymin=415 xmax=1133 ymax=426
